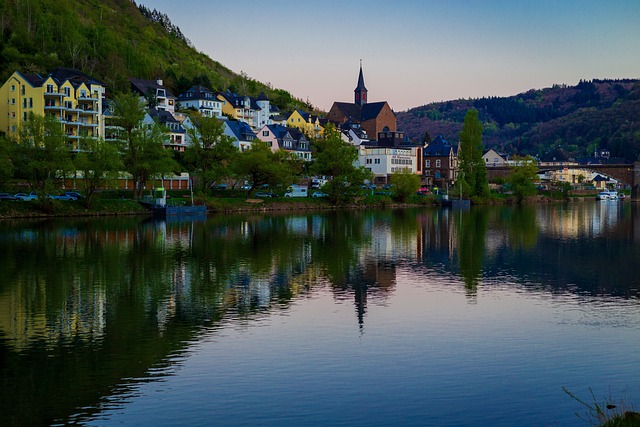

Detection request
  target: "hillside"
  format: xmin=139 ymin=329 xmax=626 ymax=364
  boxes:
xmin=397 ymin=79 xmax=640 ymax=162
xmin=0 ymin=0 xmax=309 ymax=112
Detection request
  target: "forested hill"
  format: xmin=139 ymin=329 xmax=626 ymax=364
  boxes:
xmin=0 ymin=0 xmax=309 ymax=111
xmin=397 ymin=79 xmax=640 ymax=162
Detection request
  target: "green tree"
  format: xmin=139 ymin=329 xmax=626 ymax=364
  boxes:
xmin=423 ymin=130 xmax=432 ymax=145
xmin=111 ymin=92 xmax=177 ymax=198
xmin=234 ymin=141 xmax=297 ymax=197
xmin=184 ymin=115 xmax=238 ymax=191
xmin=458 ymin=109 xmax=489 ymax=198
xmin=12 ymin=113 xmax=73 ymax=196
xmin=390 ymin=169 xmax=421 ymax=202
xmin=506 ymin=155 xmax=538 ymax=202
xmin=0 ymin=134 xmax=14 ymax=184
xmin=74 ymin=137 xmax=123 ymax=207
xmin=310 ymin=124 xmax=371 ymax=204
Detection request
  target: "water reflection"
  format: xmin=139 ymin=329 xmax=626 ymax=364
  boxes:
xmin=1 ymin=202 xmax=640 ymax=425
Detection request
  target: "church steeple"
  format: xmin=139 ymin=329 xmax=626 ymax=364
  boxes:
xmin=354 ymin=60 xmax=368 ymax=107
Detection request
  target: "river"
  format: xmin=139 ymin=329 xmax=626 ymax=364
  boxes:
xmin=1 ymin=201 xmax=639 ymax=426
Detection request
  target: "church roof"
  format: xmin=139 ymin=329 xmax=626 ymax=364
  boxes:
xmin=331 ymin=101 xmax=390 ymax=122
xmin=355 ymin=64 xmax=367 ymax=92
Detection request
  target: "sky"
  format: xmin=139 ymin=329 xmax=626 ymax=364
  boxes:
xmin=141 ymin=0 xmax=640 ymax=112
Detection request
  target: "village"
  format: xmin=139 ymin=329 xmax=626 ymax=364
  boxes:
xmin=0 ymin=64 xmax=626 ymax=200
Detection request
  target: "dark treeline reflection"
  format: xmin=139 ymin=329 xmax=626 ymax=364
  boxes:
xmin=1 ymin=203 xmax=640 ymax=425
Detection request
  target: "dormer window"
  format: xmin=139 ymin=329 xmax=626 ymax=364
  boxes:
xmin=157 ymin=89 xmax=166 ymax=97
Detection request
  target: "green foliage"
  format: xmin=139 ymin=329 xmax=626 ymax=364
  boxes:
xmin=12 ymin=113 xmax=73 ymax=195
xmin=234 ymin=141 xmax=297 ymax=197
xmin=310 ymin=124 xmax=372 ymax=204
xmin=506 ymin=156 xmax=538 ymax=202
xmin=112 ymin=92 xmax=177 ymax=198
xmin=184 ymin=116 xmax=238 ymax=191
xmin=74 ymin=137 xmax=123 ymax=207
xmin=398 ymin=80 xmax=640 ymax=162
xmin=390 ymin=169 xmax=421 ymax=202
xmin=458 ymin=109 xmax=489 ymax=199
xmin=0 ymin=0 xmax=308 ymax=112
xmin=563 ymin=387 xmax=639 ymax=427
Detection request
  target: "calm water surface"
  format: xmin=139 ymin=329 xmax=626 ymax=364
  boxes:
xmin=1 ymin=202 xmax=640 ymax=426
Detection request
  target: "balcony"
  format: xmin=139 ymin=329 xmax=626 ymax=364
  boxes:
xmin=79 ymin=121 xmax=98 ymax=127
xmin=44 ymin=104 xmax=64 ymax=110
xmin=44 ymin=90 xmax=63 ymax=97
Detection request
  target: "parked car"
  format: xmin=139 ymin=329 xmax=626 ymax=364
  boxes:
xmin=214 ymin=183 xmax=228 ymax=190
xmin=254 ymin=192 xmax=273 ymax=198
xmin=49 ymin=194 xmax=77 ymax=201
xmin=62 ymin=191 xmax=84 ymax=199
xmin=0 ymin=192 xmax=18 ymax=200
xmin=14 ymin=192 xmax=38 ymax=201
xmin=311 ymin=191 xmax=327 ymax=198
xmin=240 ymin=184 xmax=252 ymax=191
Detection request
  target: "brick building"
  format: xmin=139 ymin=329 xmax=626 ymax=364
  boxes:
xmin=326 ymin=64 xmax=396 ymax=139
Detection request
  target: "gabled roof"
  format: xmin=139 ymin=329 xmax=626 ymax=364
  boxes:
xmin=50 ymin=67 xmax=105 ymax=86
xmin=360 ymin=102 xmax=389 ymax=121
xmin=424 ymin=135 xmax=454 ymax=157
xmin=219 ymin=91 xmax=262 ymax=110
xmin=178 ymin=85 xmax=217 ymax=101
xmin=21 ymin=73 xmax=45 ymax=87
xmin=331 ymin=101 xmax=391 ymax=123
xmin=266 ymin=124 xmax=288 ymax=139
xmin=226 ymin=120 xmax=257 ymax=141
xmin=148 ymin=108 xmax=178 ymax=124
xmin=130 ymin=78 xmax=175 ymax=98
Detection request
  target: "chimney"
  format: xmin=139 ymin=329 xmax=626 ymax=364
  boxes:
xmin=157 ymin=79 xmax=163 ymax=86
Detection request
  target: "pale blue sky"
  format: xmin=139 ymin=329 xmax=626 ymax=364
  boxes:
xmin=142 ymin=0 xmax=640 ymax=111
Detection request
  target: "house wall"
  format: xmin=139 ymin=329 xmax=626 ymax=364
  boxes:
xmin=361 ymin=103 xmax=396 ymax=138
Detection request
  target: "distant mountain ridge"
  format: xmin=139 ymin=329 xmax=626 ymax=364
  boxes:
xmin=0 ymin=0 xmax=309 ymax=112
xmin=397 ymin=79 xmax=640 ymax=162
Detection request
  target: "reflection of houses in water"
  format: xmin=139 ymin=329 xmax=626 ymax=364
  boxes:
xmin=0 ymin=276 xmax=107 ymax=351
xmin=536 ymin=203 xmax=623 ymax=238
xmin=415 ymin=209 xmax=458 ymax=267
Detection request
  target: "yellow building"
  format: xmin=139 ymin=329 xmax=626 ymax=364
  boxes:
xmin=0 ymin=68 xmax=105 ymax=151
xmin=286 ymin=109 xmax=324 ymax=138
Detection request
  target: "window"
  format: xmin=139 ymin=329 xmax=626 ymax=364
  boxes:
xmin=23 ymin=112 xmax=27 ymax=121
xmin=426 ymin=160 xmax=430 ymax=167
xmin=168 ymin=99 xmax=174 ymax=106
xmin=23 ymin=99 xmax=27 ymax=108
xmin=47 ymin=84 xmax=54 ymax=93
xmin=11 ymin=112 xmax=15 ymax=118
xmin=11 ymin=98 xmax=15 ymax=105
xmin=375 ymin=159 xmax=380 ymax=164
xmin=10 ymin=85 xmax=15 ymax=92
xmin=366 ymin=158 xmax=372 ymax=164
xmin=64 ymin=87 xmax=70 ymax=96
xmin=21 ymin=85 xmax=25 ymax=95
xmin=263 ymin=131 xmax=269 ymax=136
xmin=436 ymin=159 xmax=441 ymax=167
xmin=29 ymin=98 xmax=33 ymax=108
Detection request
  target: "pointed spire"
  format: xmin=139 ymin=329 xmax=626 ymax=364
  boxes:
xmin=354 ymin=60 xmax=368 ymax=107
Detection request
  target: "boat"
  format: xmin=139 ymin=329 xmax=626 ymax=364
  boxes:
xmin=596 ymin=190 xmax=619 ymax=200
xmin=141 ymin=187 xmax=207 ymax=216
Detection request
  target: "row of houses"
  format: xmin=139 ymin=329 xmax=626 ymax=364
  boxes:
xmin=0 ymin=65 xmax=616 ymax=190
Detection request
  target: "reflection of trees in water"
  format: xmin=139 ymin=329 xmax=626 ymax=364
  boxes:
xmin=455 ymin=209 xmax=488 ymax=295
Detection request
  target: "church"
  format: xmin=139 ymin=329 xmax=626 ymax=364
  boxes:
xmin=326 ymin=64 xmax=396 ymax=140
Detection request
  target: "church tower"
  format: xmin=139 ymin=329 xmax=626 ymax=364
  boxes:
xmin=354 ymin=62 xmax=368 ymax=107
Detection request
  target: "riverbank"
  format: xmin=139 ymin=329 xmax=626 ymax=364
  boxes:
xmin=0 ymin=192 xmax=614 ymax=219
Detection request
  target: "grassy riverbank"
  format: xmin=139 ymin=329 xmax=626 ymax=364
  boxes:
xmin=0 ymin=189 xmax=610 ymax=219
